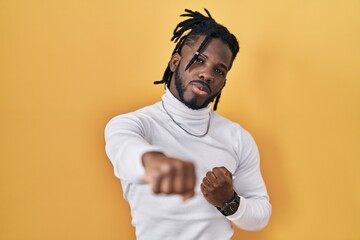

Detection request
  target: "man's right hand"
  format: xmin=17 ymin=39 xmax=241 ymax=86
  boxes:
xmin=142 ymin=152 xmax=196 ymax=200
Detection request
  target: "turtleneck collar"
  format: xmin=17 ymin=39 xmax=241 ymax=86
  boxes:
xmin=161 ymin=87 xmax=211 ymax=122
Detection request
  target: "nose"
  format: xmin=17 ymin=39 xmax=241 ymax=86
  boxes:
xmin=198 ymin=67 xmax=214 ymax=82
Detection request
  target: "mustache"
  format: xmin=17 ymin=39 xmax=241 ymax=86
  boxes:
xmin=190 ymin=80 xmax=212 ymax=94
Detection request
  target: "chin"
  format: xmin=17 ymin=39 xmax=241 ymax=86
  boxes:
xmin=183 ymin=96 xmax=211 ymax=110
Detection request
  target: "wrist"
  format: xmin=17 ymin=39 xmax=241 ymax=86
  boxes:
xmin=142 ymin=152 xmax=165 ymax=167
xmin=216 ymin=191 xmax=240 ymax=216
xmin=218 ymin=191 xmax=236 ymax=208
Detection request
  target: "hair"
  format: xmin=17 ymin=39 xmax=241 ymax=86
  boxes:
xmin=154 ymin=9 xmax=240 ymax=110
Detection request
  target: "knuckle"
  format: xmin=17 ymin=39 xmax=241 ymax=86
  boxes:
xmin=175 ymin=161 xmax=187 ymax=173
xmin=173 ymin=160 xmax=183 ymax=168
xmin=152 ymin=173 xmax=161 ymax=182
xmin=164 ymin=164 xmax=177 ymax=176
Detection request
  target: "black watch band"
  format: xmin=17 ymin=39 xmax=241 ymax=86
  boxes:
xmin=216 ymin=192 xmax=240 ymax=216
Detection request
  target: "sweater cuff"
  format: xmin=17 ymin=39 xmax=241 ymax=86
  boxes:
xmin=127 ymin=145 xmax=164 ymax=184
xmin=226 ymin=196 xmax=247 ymax=221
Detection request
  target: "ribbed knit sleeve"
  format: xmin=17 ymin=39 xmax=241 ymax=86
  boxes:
xmin=104 ymin=114 xmax=164 ymax=184
xmin=228 ymin=129 xmax=272 ymax=230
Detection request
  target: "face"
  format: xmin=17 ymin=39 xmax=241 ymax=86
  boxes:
xmin=169 ymin=35 xmax=233 ymax=110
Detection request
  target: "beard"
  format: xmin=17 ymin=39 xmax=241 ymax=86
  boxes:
xmin=174 ymin=66 xmax=220 ymax=110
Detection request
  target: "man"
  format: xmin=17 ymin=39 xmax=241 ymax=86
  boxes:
xmin=105 ymin=9 xmax=271 ymax=240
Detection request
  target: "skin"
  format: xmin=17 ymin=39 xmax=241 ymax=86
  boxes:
xmin=142 ymin=35 xmax=235 ymax=206
xmin=201 ymin=167 xmax=234 ymax=208
xmin=169 ymin=36 xmax=232 ymax=109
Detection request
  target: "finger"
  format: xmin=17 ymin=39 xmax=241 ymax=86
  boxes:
xmin=184 ymin=162 xmax=196 ymax=194
xmin=160 ymin=172 xmax=175 ymax=194
xmin=202 ymin=177 xmax=213 ymax=189
xmin=173 ymin=161 xmax=185 ymax=194
xmin=159 ymin=164 xmax=175 ymax=194
xmin=222 ymin=167 xmax=233 ymax=180
xmin=151 ymin=170 xmax=163 ymax=194
xmin=201 ymin=180 xmax=214 ymax=196
xmin=205 ymin=170 xmax=218 ymax=184
xmin=213 ymin=167 xmax=232 ymax=181
xmin=200 ymin=182 xmax=207 ymax=195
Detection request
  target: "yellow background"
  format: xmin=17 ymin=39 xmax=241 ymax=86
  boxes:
xmin=1 ymin=0 xmax=359 ymax=239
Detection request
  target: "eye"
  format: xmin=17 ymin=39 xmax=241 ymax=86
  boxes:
xmin=215 ymin=68 xmax=224 ymax=76
xmin=195 ymin=58 xmax=204 ymax=64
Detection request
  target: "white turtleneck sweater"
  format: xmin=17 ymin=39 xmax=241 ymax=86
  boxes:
xmin=105 ymin=88 xmax=271 ymax=240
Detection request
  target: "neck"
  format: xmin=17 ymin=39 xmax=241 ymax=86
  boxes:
xmin=163 ymin=87 xmax=211 ymax=118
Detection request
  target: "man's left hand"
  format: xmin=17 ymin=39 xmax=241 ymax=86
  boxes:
xmin=200 ymin=166 xmax=234 ymax=208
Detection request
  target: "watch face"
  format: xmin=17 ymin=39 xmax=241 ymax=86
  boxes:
xmin=223 ymin=202 xmax=239 ymax=216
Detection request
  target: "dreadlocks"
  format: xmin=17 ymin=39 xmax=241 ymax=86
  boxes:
xmin=154 ymin=9 xmax=240 ymax=111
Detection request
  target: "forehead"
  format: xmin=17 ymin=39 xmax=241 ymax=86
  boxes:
xmin=182 ymin=35 xmax=233 ymax=67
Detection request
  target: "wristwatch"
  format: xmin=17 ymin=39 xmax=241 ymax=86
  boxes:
xmin=216 ymin=192 xmax=240 ymax=216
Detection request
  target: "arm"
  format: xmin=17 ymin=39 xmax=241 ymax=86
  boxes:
xmin=105 ymin=114 xmax=163 ymax=183
xmin=105 ymin=114 xmax=196 ymax=199
xmin=201 ymin=130 xmax=271 ymax=231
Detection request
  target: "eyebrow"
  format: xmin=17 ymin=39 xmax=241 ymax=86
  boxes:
xmin=199 ymin=53 xmax=229 ymax=71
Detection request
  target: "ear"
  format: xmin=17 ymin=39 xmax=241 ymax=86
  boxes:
xmin=169 ymin=53 xmax=181 ymax=72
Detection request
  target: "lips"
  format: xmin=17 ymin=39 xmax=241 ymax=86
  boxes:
xmin=190 ymin=81 xmax=211 ymax=95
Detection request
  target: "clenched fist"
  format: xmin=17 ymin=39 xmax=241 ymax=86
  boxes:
xmin=200 ymin=167 xmax=234 ymax=208
xmin=142 ymin=152 xmax=196 ymax=200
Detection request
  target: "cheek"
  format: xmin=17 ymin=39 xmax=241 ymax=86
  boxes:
xmin=180 ymin=71 xmax=194 ymax=84
xmin=213 ymin=80 xmax=226 ymax=92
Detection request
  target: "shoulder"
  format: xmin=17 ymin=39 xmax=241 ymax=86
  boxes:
xmin=109 ymin=101 xmax=161 ymax=120
xmin=105 ymin=102 xmax=162 ymax=132
xmin=211 ymin=112 xmax=246 ymax=136
xmin=210 ymin=112 xmax=258 ymax=153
